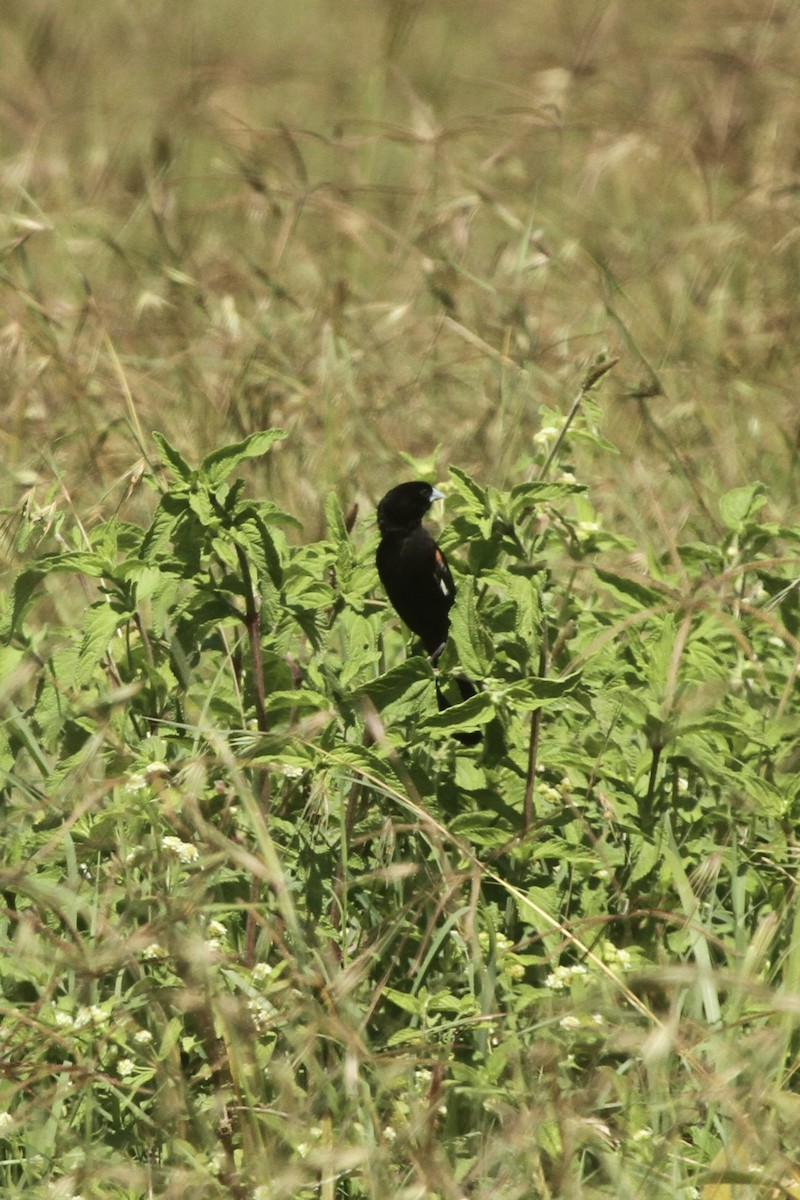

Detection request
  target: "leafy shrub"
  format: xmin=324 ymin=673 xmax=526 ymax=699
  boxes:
xmin=2 ymin=429 xmax=800 ymax=1197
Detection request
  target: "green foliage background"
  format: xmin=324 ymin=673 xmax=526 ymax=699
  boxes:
xmin=3 ymin=2 xmax=800 ymax=1198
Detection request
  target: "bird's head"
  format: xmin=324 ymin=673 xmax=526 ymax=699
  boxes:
xmin=376 ymin=481 xmax=444 ymax=535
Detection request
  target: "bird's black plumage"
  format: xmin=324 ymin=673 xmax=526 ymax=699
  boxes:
xmin=376 ymin=481 xmax=454 ymax=660
xmin=376 ymin=481 xmax=480 ymax=735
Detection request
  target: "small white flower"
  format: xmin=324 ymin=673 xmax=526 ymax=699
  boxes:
xmin=117 ymin=1058 xmax=135 ymax=1078
xmin=281 ymin=764 xmax=304 ymax=779
xmin=632 ymin=1126 xmax=653 ymax=1142
xmin=162 ymin=836 xmax=198 ymax=863
xmin=141 ymin=941 xmax=167 ymax=960
xmin=534 ymin=425 xmax=559 ymax=447
xmin=133 ymin=1030 xmax=153 ymax=1045
xmin=252 ymin=962 xmax=272 ymax=981
xmin=559 ymin=1015 xmax=581 ymax=1030
xmin=545 ymin=966 xmax=570 ymax=989
xmin=73 ymin=1005 xmax=106 ymax=1030
xmin=604 ymin=944 xmax=632 ymax=969
xmin=207 ymin=920 xmax=226 ymax=939
xmin=54 ymin=1012 xmax=74 ymax=1028
xmin=537 ymin=784 xmax=561 ymax=804
xmin=0 ymin=1112 xmax=14 ymax=1133
xmin=592 ymin=1013 xmax=604 ymax=1026
xmin=125 ymin=772 xmax=148 ymax=792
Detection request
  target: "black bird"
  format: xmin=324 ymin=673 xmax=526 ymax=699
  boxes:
xmin=376 ymin=481 xmax=479 ymax=729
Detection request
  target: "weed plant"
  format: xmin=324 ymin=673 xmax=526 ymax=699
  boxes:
xmin=4 ymin=397 xmax=800 ymax=1196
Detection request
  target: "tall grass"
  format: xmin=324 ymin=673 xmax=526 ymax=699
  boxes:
xmin=2 ymin=2 xmax=799 ymax=538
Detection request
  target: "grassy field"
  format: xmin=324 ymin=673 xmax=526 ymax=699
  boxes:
xmin=3 ymin=2 xmax=800 ymax=1197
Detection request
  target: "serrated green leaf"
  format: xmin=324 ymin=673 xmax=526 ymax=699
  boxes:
xmin=152 ymin=432 xmax=193 ymax=483
xmin=448 ymin=576 xmax=492 ymax=677
xmin=385 ymin=1028 xmax=427 ymax=1047
xmin=117 ymin=563 xmax=166 ymax=602
xmin=503 ymin=673 xmax=581 ymax=709
xmin=454 ymin=757 xmax=486 ymax=790
xmin=188 ymin=490 xmax=217 ymax=526
xmin=245 ymin=500 xmax=302 ymax=531
xmin=201 ymin=429 xmax=287 ymax=486
xmin=383 ymin=987 xmax=423 ymax=1016
xmin=231 ymin=514 xmax=284 ymax=591
xmin=0 ymin=643 xmax=26 ymax=684
xmin=595 ymin=567 xmax=664 ymax=608
xmin=448 ymin=465 xmax=488 ymax=509
xmin=263 ymin=689 xmax=333 ymax=717
xmin=341 ymin=615 xmax=378 ymax=689
xmin=505 ymin=572 xmax=542 ymax=648
xmin=353 ymin=658 xmax=436 ymax=719
xmin=449 ymin=812 xmax=512 ymax=847
xmin=6 ymin=552 xmax=112 ymax=639
xmin=509 ymin=480 xmax=586 ymax=510
xmin=6 ymin=567 xmax=47 ymax=639
xmin=325 ymin=491 xmax=348 ymax=544
xmin=424 ymin=690 xmax=493 ymax=733
xmin=719 ymin=482 xmax=766 ymax=530
xmin=629 ymin=836 xmax=661 ymax=883
xmin=78 ymin=603 xmax=126 ymax=686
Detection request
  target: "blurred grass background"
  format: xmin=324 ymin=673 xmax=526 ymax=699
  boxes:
xmin=2 ymin=0 xmax=799 ymax=550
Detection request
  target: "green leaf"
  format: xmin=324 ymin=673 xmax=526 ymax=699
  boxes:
xmin=325 ymin=491 xmax=349 ymax=544
xmin=448 ymin=577 xmax=492 ymax=677
xmin=449 ymin=812 xmax=512 ymax=847
xmin=505 ymin=572 xmax=542 ymax=648
xmin=383 ymin=987 xmax=423 ymax=1016
xmin=188 ymin=489 xmax=218 ymax=526
xmin=231 ymin=513 xmax=284 ymax=591
xmin=719 ymin=482 xmax=766 ymax=530
xmin=353 ymin=658 xmax=436 ymax=719
xmin=5 ymin=553 xmax=111 ymax=639
xmin=5 ymin=567 xmax=47 ymax=638
xmin=595 ymin=567 xmax=664 ymax=608
xmin=340 ymin=615 xmax=379 ymax=689
xmin=152 ymin=431 xmax=193 ymax=483
xmin=78 ymin=603 xmax=127 ymax=686
xmin=503 ymin=673 xmax=582 ymax=709
xmin=423 ymin=689 xmax=494 ymax=733
xmin=448 ymin=465 xmax=488 ymax=509
xmin=509 ymin=480 xmax=586 ymax=512
xmin=263 ymin=689 xmax=333 ymax=718
xmin=201 ymin=429 xmax=287 ymax=486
